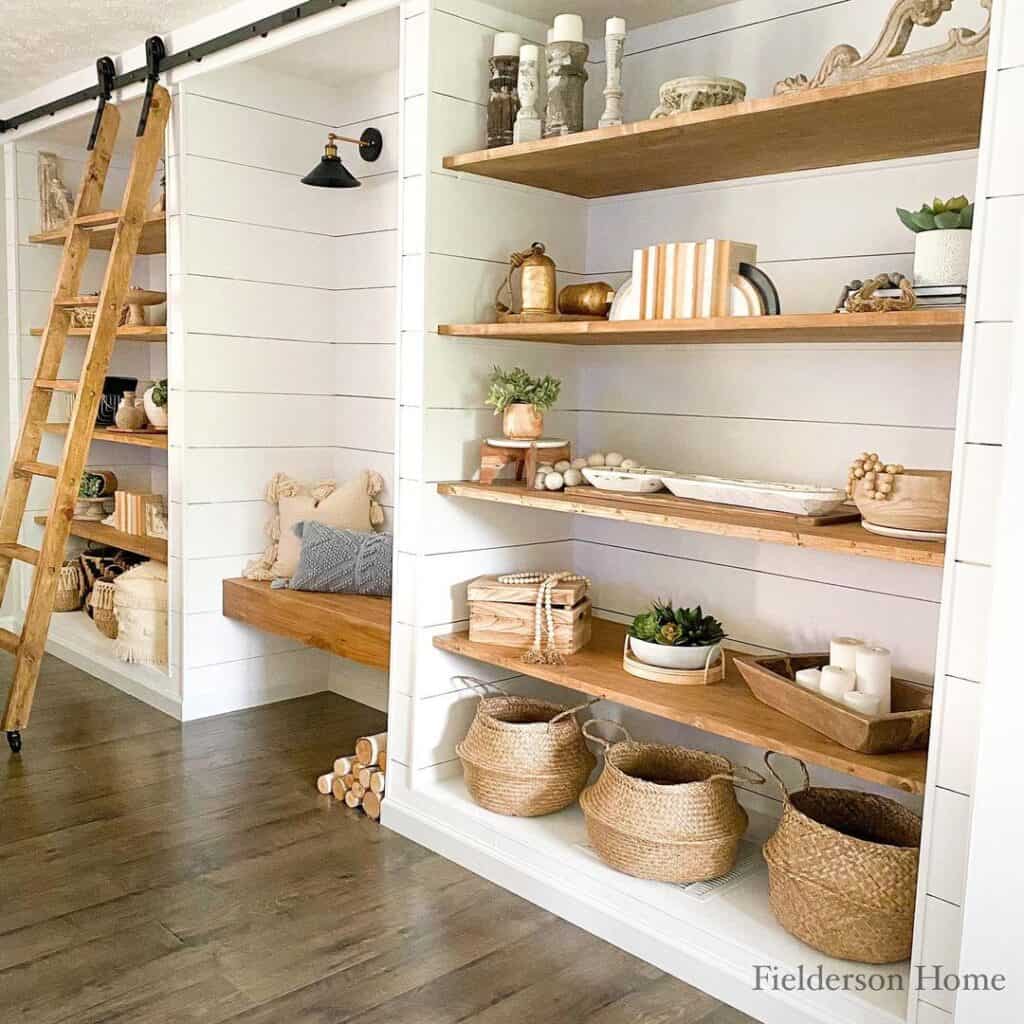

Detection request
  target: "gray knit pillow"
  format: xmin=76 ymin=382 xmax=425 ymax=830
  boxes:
xmin=288 ymin=522 xmax=392 ymax=596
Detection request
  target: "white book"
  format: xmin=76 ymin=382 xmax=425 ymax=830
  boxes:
xmin=644 ymin=244 xmax=661 ymax=320
xmin=631 ymin=247 xmax=647 ymax=322
xmin=661 ymin=243 xmax=679 ymax=319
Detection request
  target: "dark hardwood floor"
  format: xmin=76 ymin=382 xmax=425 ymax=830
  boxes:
xmin=1 ymin=653 xmax=757 ymax=1024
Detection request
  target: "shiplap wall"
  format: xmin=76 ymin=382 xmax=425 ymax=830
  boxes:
xmin=172 ymin=45 xmax=399 ymax=719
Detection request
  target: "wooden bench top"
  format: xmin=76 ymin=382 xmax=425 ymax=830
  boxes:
xmin=222 ymin=578 xmax=391 ymax=670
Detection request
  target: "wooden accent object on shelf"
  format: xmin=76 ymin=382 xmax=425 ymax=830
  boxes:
xmin=438 ymin=481 xmax=944 ymax=567
xmin=438 ymin=309 xmax=965 ymax=346
xmin=33 ymin=515 xmax=167 ymax=562
xmin=222 ymin=578 xmax=391 ymax=670
xmin=41 ymin=422 xmax=168 ymax=449
xmin=441 ymin=59 xmax=985 ymax=198
xmin=434 ymin=618 xmax=927 ymax=794
xmin=32 ymin=326 xmax=168 ymax=342
xmin=479 ymin=438 xmax=572 ymax=489
xmin=29 ymin=213 xmax=166 ymax=254
xmin=0 ymin=87 xmax=171 ymax=750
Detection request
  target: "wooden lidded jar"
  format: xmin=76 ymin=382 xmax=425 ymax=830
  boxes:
xmin=519 ymin=242 xmax=557 ymax=316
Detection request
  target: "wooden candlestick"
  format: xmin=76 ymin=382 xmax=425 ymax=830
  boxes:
xmin=545 ymin=40 xmax=588 ymax=137
xmin=599 ymin=20 xmax=626 ymax=129
xmin=488 ymin=54 xmax=520 ymax=148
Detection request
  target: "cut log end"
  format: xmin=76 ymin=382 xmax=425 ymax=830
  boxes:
xmin=331 ymin=776 xmax=349 ymax=800
xmin=316 ymin=771 xmax=336 ymax=795
xmin=363 ymin=790 xmax=382 ymax=820
xmin=355 ymin=732 xmax=388 ymax=767
xmin=344 ymin=789 xmax=362 ymax=809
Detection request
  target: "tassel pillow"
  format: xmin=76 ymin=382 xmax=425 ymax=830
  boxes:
xmin=114 ymin=560 xmax=169 ymax=666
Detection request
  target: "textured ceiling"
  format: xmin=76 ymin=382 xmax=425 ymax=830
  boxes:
xmin=0 ymin=0 xmax=242 ymax=102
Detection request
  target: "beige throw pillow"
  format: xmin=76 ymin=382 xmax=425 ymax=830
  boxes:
xmin=271 ymin=473 xmax=375 ymax=578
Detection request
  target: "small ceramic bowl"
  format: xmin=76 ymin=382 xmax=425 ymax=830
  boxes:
xmin=628 ymin=636 xmax=721 ymax=670
xmin=582 ymin=467 xmax=667 ymax=493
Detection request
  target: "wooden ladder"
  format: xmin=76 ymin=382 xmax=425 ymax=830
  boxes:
xmin=0 ymin=86 xmax=171 ymax=753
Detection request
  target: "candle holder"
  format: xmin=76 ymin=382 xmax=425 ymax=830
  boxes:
xmin=545 ymin=40 xmax=589 ymax=137
xmin=599 ymin=27 xmax=626 ymax=128
xmin=487 ymin=54 xmax=520 ymax=148
xmin=513 ymin=46 xmax=543 ymax=143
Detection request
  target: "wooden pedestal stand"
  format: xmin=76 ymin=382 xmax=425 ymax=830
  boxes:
xmin=479 ymin=437 xmax=571 ymax=491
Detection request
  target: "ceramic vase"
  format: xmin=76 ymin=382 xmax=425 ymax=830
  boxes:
xmin=143 ymin=386 xmax=168 ymax=428
xmin=913 ymin=229 xmax=971 ymax=288
xmin=502 ymin=403 xmax=543 ymax=440
xmin=115 ymin=392 xmax=146 ymax=431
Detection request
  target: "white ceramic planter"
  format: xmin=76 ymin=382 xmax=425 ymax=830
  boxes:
xmin=143 ymin=386 xmax=168 ymax=427
xmin=913 ymin=229 xmax=971 ymax=288
xmin=628 ymin=636 xmax=720 ymax=670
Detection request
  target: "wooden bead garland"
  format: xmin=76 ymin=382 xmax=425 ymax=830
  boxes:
xmin=847 ymin=452 xmax=905 ymax=501
xmin=497 ymin=571 xmax=590 ymax=664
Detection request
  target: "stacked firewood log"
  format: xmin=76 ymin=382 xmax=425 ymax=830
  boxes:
xmin=316 ymin=732 xmax=387 ymax=820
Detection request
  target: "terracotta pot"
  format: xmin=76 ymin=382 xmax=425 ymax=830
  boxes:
xmin=853 ymin=470 xmax=951 ymax=534
xmin=502 ymin=403 xmax=544 ymax=440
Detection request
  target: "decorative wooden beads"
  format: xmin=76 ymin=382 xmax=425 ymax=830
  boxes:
xmin=847 ymin=452 xmax=905 ymax=500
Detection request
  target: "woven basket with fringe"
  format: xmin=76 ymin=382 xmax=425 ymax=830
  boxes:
xmin=580 ymin=721 xmax=764 ymax=883
xmin=55 ymin=561 xmax=85 ymax=612
xmin=455 ymin=678 xmax=596 ymax=817
xmin=89 ymin=580 xmax=118 ymax=639
xmin=762 ymin=752 xmax=922 ymax=964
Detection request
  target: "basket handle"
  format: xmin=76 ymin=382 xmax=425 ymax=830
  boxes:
xmin=451 ymin=675 xmax=509 ymax=700
xmin=549 ymin=695 xmax=601 ymax=726
xmin=764 ymin=751 xmax=810 ymax=799
xmin=707 ymin=765 xmax=767 ymax=786
xmin=582 ymin=718 xmax=631 ymax=751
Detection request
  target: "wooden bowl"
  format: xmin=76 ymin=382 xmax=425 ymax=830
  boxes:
xmin=853 ymin=469 xmax=950 ymax=534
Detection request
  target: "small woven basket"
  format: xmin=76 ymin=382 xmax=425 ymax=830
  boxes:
xmin=89 ymin=580 xmax=119 ymax=639
xmin=580 ymin=721 xmax=764 ymax=883
xmin=762 ymin=752 xmax=922 ymax=964
xmin=456 ymin=678 xmax=597 ymax=817
xmin=55 ymin=561 xmax=85 ymax=612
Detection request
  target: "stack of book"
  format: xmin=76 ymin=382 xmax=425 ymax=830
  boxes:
xmin=632 ymin=239 xmax=757 ymax=320
xmin=112 ymin=491 xmax=164 ymax=536
xmin=877 ymin=285 xmax=967 ymax=308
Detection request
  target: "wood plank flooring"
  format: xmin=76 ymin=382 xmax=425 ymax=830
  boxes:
xmin=0 ymin=654 xmax=756 ymax=1024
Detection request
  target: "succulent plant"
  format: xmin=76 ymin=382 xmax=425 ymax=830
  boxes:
xmin=151 ymin=379 xmax=168 ymax=408
xmin=897 ymin=196 xmax=974 ymax=233
xmin=79 ymin=472 xmax=105 ymax=498
xmin=485 ymin=366 xmax=561 ymax=414
xmin=628 ymin=600 xmax=726 ymax=648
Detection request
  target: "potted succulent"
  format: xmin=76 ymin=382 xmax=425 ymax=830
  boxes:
xmin=143 ymin=379 xmax=168 ymax=428
xmin=628 ymin=600 xmax=726 ymax=670
xmin=485 ymin=365 xmax=561 ymax=440
xmin=897 ymin=195 xmax=973 ymax=289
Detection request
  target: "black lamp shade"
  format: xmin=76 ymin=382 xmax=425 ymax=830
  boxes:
xmin=301 ymin=154 xmax=362 ymax=188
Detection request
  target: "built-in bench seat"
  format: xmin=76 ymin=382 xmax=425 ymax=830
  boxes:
xmin=222 ymin=579 xmax=391 ymax=670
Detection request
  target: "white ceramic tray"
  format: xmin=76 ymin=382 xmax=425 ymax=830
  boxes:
xmin=661 ymin=474 xmax=848 ymax=517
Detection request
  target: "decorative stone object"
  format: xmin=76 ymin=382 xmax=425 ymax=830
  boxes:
xmin=545 ymin=16 xmax=588 ymax=138
xmin=774 ymin=0 xmax=991 ymax=95
xmin=599 ymin=17 xmax=626 ymax=129
xmin=488 ymin=33 xmax=521 ymax=148
xmin=513 ymin=44 xmax=544 ymax=143
xmin=38 ymin=152 xmax=73 ymax=232
xmin=650 ymin=76 xmax=746 ymax=118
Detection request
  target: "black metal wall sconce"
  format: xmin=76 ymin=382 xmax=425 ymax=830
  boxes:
xmin=301 ymin=127 xmax=383 ymax=188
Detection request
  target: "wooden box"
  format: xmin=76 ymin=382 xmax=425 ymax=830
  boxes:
xmin=736 ymin=653 xmax=932 ymax=754
xmin=467 ymin=575 xmax=592 ymax=654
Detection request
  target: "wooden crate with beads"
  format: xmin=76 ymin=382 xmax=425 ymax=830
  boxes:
xmin=466 ymin=575 xmax=592 ymax=653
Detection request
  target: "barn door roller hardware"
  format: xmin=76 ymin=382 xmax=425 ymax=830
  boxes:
xmin=87 ymin=57 xmax=116 ymax=151
xmin=137 ymin=36 xmax=166 ymax=137
xmin=0 ymin=0 xmax=349 ymax=136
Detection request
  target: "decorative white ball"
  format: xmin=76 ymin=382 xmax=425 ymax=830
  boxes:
xmin=570 ymin=457 xmax=588 ymax=470
xmin=604 ymin=451 xmax=624 ymax=467
xmin=544 ymin=471 xmax=565 ymax=490
xmin=562 ymin=467 xmax=583 ymax=487
xmin=533 ymin=473 xmax=547 ymax=489
xmin=537 ymin=463 xmax=554 ymax=475
xmin=619 ymin=458 xmax=637 ymax=470
xmin=553 ymin=460 xmax=572 ymax=472
xmin=587 ymin=452 xmax=606 ymax=467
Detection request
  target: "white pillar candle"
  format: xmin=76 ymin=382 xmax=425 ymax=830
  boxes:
xmin=795 ymin=667 xmax=822 ymax=692
xmin=820 ymin=665 xmax=856 ymax=701
xmin=855 ymin=644 xmax=892 ymax=715
xmin=830 ymin=636 xmax=863 ymax=672
xmin=606 ymin=16 xmax=626 ymax=35
xmin=843 ymin=690 xmax=882 ymax=716
xmin=552 ymin=13 xmax=584 ymax=42
xmin=493 ymin=32 xmax=522 ymax=57
xmin=546 ymin=27 xmax=555 ymax=44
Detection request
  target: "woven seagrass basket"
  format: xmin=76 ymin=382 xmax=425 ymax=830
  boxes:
xmin=579 ymin=721 xmax=764 ymax=883
xmin=89 ymin=580 xmax=119 ymax=639
xmin=456 ymin=679 xmax=596 ymax=817
xmin=762 ymin=752 xmax=922 ymax=964
xmin=55 ymin=561 xmax=85 ymax=612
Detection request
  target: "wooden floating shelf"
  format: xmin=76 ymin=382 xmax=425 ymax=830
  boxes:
xmin=438 ymin=481 xmax=945 ymax=567
xmin=42 ymin=423 xmax=168 ymax=450
xmin=438 ymin=310 xmax=964 ymax=346
xmin=28 ymin=215 xmax=166 ymax=255
xmin=435 ymin=618 xmax=926 ymax=794
xmin=35 ymin=515 xmax=166 ymax=561
xmin=31 ymin=326 xmax=167 ymax=343
xmin=443 ymin=60 xmax=985 ymax=197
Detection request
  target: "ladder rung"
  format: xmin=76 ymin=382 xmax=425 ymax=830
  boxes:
xmin=0 ymin=543 xmax=40 ymax=566
xmin=0 ymin=627 xmax=21 ymax=655
xmin=54 ymin=296 xmax=99 ymax=309
xmin=35 ymin=379 xmax=80 ymax=393
xmin=75 ymin=211 xmax=120 ymax=229
xmin=15 ymin=461 xmax=60 ymax=479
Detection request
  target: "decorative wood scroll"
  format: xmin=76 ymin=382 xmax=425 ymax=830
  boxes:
xmin=774 ymin=0 xmax=990 ymax=95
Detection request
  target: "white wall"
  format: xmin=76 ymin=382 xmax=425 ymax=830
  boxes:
xmin=171 ymin=51 xmax=399 ymax=720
